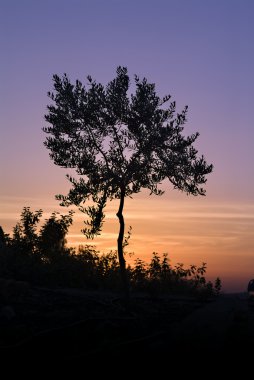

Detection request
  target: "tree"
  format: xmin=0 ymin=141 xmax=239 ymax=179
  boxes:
xmin=39 ymin=211 xmax=74 ymax=262
xmin=43 ymin=66 xmax=213 ymax=302
xmin=0 ymin=226 xmax=8 ymax=247
xmin=12 ymin=207 xmax=43 ymax=254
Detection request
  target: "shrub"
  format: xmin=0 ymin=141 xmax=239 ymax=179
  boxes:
xmin=0 ymin=208 xmax=221 ymax=297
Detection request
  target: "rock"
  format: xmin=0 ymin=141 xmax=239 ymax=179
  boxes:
xmin=0 ymin=305 xmax=16 ymax=320
xmin=0 ymin=278 xmax=30 ymax=302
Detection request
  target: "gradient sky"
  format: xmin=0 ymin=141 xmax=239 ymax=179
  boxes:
xmin=0 ymin=0 xmax=253 ymax=292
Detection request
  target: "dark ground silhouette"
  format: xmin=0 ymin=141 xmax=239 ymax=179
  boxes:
xmin=3 ymin=209 xmax=253 ymax=366
xmin=0 ymin=279 xmax=253 ymax=364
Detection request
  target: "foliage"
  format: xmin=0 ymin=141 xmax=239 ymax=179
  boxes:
xmin=130 ymin=252 xmax=219 ymax=297
xmin=39 ymin=211 xmax=74 ymax=261
xmin=0 ymin=226 xmax=9 ymax=247
xmin=43 ymin=66 xmax=213 ymax=238
xmin=43 ymin=67 xmax=213 ymax=298
xmin=0 ymin=208 xmax=221 ymax=298
xmin=12 ymin=207 xmax=43 ymax=254
xmin=214 ymin=277 xmax=222 ymax=295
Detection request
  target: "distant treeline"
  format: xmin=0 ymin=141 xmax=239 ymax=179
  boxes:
xmin=0 ymin=207 xmax=221 ymax=297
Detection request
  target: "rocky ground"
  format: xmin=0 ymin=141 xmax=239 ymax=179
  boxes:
xmin=0 ymin=279 xmax=253 ymax=364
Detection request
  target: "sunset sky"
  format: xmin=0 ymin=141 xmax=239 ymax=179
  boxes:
xmin=0 ymin=0 xmax=253 ymax=292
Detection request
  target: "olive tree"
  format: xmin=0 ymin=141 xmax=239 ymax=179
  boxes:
xmin=43 ymin=67 xmax=213 ymax=300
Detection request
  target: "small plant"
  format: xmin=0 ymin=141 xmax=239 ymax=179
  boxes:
xmin=214 ymin=277 xmax=222 ymax=295
xmin=131 ymin=258 xmax=147 ymax=288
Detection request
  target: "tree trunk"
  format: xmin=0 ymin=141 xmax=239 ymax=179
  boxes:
xmin=116 ymin=186 xmax=130 ymax=306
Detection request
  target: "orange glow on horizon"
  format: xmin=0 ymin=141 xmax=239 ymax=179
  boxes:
xmin=1 ymin=192 xmax=253 ymax=293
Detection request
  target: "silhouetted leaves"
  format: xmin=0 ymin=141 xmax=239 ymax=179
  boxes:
xmin=43 ymin=67 xmax=213 ymax=300
xmin=0 ymin=208 xmax=221 ymax=298
xmin=43 ymin=66 xmax=213 ymax=239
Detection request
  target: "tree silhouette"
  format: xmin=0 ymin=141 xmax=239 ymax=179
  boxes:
xmin=0 ymin=226 xmax=7 ymax=247
xmin=39 ymin=211 xmax=73 ymax=262
xmin=43 ymin=66 xmax=213 ymax=302
xmin=12 ymin=207 xmax=43 ymax=254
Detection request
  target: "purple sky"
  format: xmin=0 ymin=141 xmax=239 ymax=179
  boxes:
xmin=0 ymin=0 xmax=253 ymax=292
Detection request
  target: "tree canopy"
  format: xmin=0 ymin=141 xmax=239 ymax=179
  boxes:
xmin=43 ymin=66 xmax=213 ymax=300
xmin=44 ymin=66 xmax=212 ymax=235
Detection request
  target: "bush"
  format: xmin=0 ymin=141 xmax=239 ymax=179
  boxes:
xmin=0 ymin=208 xmax=221 ymax=297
